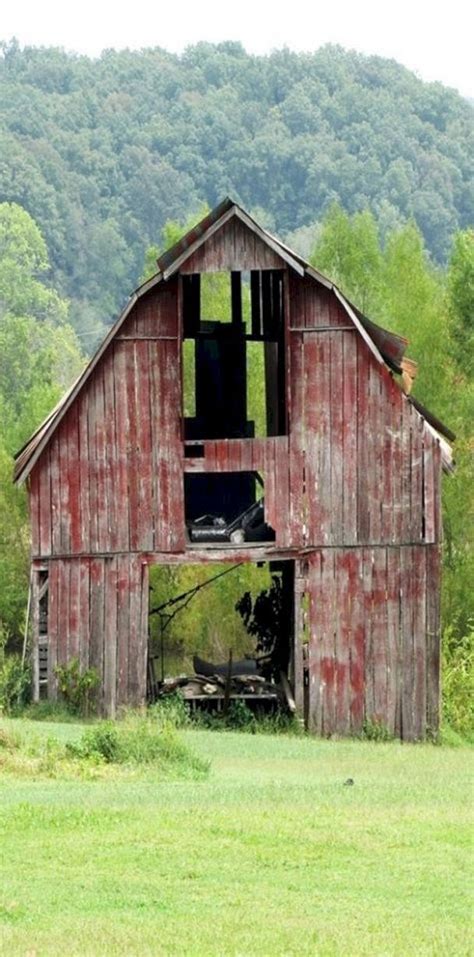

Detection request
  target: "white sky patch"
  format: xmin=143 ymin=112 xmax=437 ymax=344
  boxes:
xmin=2 ymin=0 xmax=473 ymax=98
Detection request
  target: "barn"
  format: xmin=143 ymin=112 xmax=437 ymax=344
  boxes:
xmin=14 ymin=199 xmax=454 ymax=739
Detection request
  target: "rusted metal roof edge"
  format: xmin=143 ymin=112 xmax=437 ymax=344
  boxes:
xmin=408 ymin=395 xmax=456 ymax=443
xmin=332 ymin=287 xmax=385 ymax=365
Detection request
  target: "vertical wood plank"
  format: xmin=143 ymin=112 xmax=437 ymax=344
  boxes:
xmin=426 ymin=544 xmax=441 ymax=735
xmin=349 ymin=549 xmax=365 ymax=733
xmin=103 ymin=556 xmax=117 ymax=718
xmin=320 ymin=549 xmax=336 ymax=735
xmin=335 ymin=551 xmax=351 ymax=734
xmin=371 ymin=547 xmax=388 ymax=724
xmin=116 ymin=556 xmax=130 ymax=709
xmin=89 ymin=558 xmax=105 ymax=714
xmin=78 ymin=558 xmax=90 ymax=676
xmin=47 ymin=561 xmax=59 ymax=700
xmin=78 ymin=395 xmax=90 ymax=554
xmin=410 ymin=410 xmax=423 ymax=543
xmin=135 ymin=339 xmax=153 ymax=550
xmin=391 ymin=382 xmax=403 ymax=544
xmin=400 ymin=397 xmax=412 ymax=544
xmin=293 ymin=566 xmax=306 ymax=718
xmin=342 ymin=332 xmax=358 ymax=544
xmin=57 ymin=559 xmax=69 ymax=670
xmin=400 ymin=546 xmax=415 ymax=740
xmin=380 ymin=372 xmax=394 ymax=544
xmin=423 ymin=429 xmax=436 ymax=543
xmin=307 ymin=551 xmax=323 ymax=734
xmin=67 ymin=404 xmax=82 ymax=554
xmin=68 ymin=560 xmax=81 ymax=662
xmin=385 ymin=547 xmax=399 ymax=735
xmin=29 ymin=467 xmax=41 ymax=557
xmin=304 ymin=333 xmax=321 ymax=545
xmin=38 ymin=450 xmax=52 ymax=557
xmin=103 ymin=350 xmax=118 ymax=551
xmin=289 ymin=331 xmax=305 ymax=546
xmin=87 ymin=378 xmax=99 ymax=553
xmin=329 ymin=332 xmax=344 ymax=545
xmin=362 ymin=548 xmax=375 ymax=722
xmin=356 ymin=339 xmax=370 ymax=543
xmin=58 ymin=424 xmax=71 ymax=554
xmin=113 ymin=343 xmax=131 ymax=552
xmin=412 ymin=544 xmax=427 ymax=739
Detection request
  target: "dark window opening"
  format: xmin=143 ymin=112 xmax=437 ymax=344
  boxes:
xmin=184 ymin=471 xmax=275 ymax=545
xmin=182 ymin=270 xmax=286 ymax=440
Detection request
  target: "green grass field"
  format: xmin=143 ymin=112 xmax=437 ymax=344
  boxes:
xmin=0 ymin=718 xmax=472 ymax=956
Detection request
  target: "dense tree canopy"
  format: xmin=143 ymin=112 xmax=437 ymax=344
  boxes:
xmin=0 ymin=40 xmax=472 ymax=340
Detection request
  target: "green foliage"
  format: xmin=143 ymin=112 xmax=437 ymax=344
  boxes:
xmin=190 ymin=702 xmax=303 ymax=735
xmin=236 ymin=574 xmax=289 ymax=676
xmin=223 ymin=699 xmax=255 ymax=730
xmin=442 ymin=623 xmax=474 ymax=739
xmin=70 ymin=713 xmax=209 ymax=776
xmin=0 ymin=203 xmax=83 ymax=639
xmin=309 ymin=204 xmax=382 ymax=313
xmin=447 ymin=228 xmax=474 ymax=377
xmin=361 ymin=718 xmax=394 ymax=742
xmin=148 ymin=693 xmax=190 ymax=729
xmin=54 ymin=658 xmax=99 ymax=717
xmin=23 ymin=700 xmax=80 ymax=723
xmin=149 ymin=562 xmax=272 ymax=675
xmin=0 ymin=635 xmax=31 ymax=715
xmin=0 ymin=43 xmax=472 ymax=337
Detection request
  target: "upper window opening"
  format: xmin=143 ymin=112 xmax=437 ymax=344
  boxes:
xmin=182 ymin=270 xmax=287 ymax=440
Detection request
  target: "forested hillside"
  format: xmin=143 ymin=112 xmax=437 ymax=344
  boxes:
xmin=1 ymin=40 xmax=473 ymax=339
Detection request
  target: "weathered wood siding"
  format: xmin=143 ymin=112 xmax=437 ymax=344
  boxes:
xmin=26 ymin=236 xmax=445 ymax=736
xmin=29 ymin=281 xmax=185 ymax=558
xmin=29 ymin=274 xmax=442 ymax=558
xmin=287 ymin=276 xmax=442 ymax=549
xmin=298 ymin=544 xmax=441 ymax=741
xmin=38 ymin=554 xmax=148 ymax=715
xmin=179 ymin=216 xmax=286 ymax=273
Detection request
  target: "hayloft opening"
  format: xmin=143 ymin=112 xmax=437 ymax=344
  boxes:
xmin=184 ymin=471 xmax=275 ymax=545
xmin=147 ymin=560 xmax=295 ymax=714
xmin=182 ymin=270 xmax=287 ymax=441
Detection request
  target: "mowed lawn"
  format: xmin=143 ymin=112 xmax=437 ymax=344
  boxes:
xmin=0 ymin=719 xmax=472 ymax=956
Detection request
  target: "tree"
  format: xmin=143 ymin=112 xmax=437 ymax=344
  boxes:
xmin=0 ymin=203 xmax=83 ymax=638
xmin=309 ymin=204 xmax=382 ymax=314
xmin=446 ymin=228 xmax=474 ymax=377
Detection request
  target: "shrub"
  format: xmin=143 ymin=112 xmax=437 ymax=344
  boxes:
xmin=54 ymin=658 xmax=99 ymax=716
xmin=0 ymin=629 xmax=31 ymax=715
xmin=23 ymin=700 xmax=79 ymax=723
xmin=149 ymin=692 xmax=190 ymax=729
xmin=442 ymin=622 xmax=474 ymax=739
xmin=362 ymin=716 xmax=394 ymax=742
xmin=69 ymin=713 xmax=209 ymax=777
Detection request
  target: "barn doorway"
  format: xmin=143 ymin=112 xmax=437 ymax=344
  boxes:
xmin=147 ymin=560 xmax=295 ymax=713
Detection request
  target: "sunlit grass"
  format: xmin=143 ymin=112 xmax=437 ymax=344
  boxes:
xmin=0 ymin=718 xmax=472 ymax=956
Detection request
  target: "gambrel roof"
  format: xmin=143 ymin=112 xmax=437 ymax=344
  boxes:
xmin=13 ymin=198 xmax=454 ymax=484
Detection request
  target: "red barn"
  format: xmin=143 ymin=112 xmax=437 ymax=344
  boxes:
xmin=14 ymin=199 xmax=453 ymax=739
